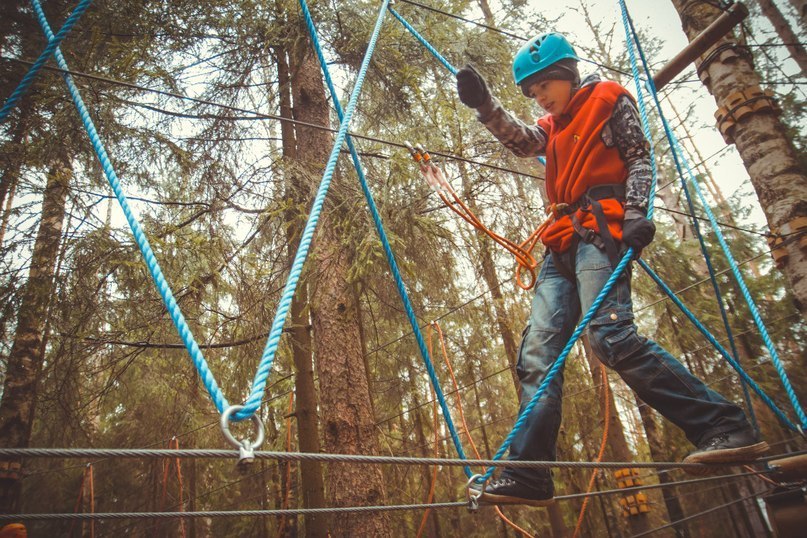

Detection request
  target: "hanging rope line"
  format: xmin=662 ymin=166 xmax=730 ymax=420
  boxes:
xmin=0 ymin=56 xmax=546 ymax=182
xmin=638 ymin=261 xmax=798 ymax=432
xmin=7 ymin=446 xmax=801 ymax=469
xmin=618 ymin=0 xmax=757 ymax=433
xmin=619 ymin=0 xmax=807 ymax=431
xmin=1 ymin=54 xmax=779 ymax=243
xmin=68 ymin=463 xmax=94 ymax=538
xmin=0 ymin=469 xmax=776 ymax=522
xmin=297 ymin=0 xmax=470 ymax=473
xmin=0 ymin=0 xmax=93 ymax=121
xmin=428 ymin=321 xmax=534 ymax=537
xmin=573 ymin=364 xmax=611 ymax=538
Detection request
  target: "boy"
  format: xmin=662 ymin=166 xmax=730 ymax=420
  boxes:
xmin=457 ymin=32 xmax=768 ymax=506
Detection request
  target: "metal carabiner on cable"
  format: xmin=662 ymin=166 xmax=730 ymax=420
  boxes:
xmin=220 ymin=405 xmax=266 ymax=473
xmin=465 ymin=473 xmax=485 ymax=513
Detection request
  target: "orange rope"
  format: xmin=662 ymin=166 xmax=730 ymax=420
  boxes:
xmin=277 ymin=391 xmax=296 ymax=536
xmin=69 ymin=464 xmax=90 ymax=538
xmin=572 ymin=364 xmax=611 ymax=538
xmin=159 ymin=438 xmax=186 ymax=538
xmin=412 ymin=150 xmax=564 ymax=290
xmin=415 ymin=326 xmax=442 ymax=538
xmin=431 ymin=322 xmax=534 ymax=538
xmin=743 ymin=464 xmax=782 ymax=487
xmin=87 ymin=464 xmax=94 ymax=538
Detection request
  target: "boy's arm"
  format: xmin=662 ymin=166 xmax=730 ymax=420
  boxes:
xmin=609 ymin=94 xmax=652 ymax=217
xmin=456 ymin=64 xmax=548 ymax=157
xmin=475 ymin=97 xmax=549 ymax=158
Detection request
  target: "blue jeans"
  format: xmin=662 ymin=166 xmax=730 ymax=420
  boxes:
xmin=503 ymin=241 xmax=750 ymax=485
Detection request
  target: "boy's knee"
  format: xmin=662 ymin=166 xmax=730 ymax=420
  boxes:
xmin=588 ymin=309 xmax=644 ymax=367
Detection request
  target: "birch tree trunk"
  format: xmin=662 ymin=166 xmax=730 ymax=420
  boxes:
xmin=755 ymin=0 xmax=807 ymax=75
xmin=0 ymin=147 xmax=71 ymax=512
xmin=290 ymin=18 xmax=391 ymax=538
xmin=670 ymin=0 xmax=807 ymax=316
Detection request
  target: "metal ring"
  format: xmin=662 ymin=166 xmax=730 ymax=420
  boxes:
xmin=465 ymin=473 xmax=485 ymax=501
xmin=220 ymin=405 xmax=266 ymax=450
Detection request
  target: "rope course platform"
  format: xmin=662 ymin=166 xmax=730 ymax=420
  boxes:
xmin=0 ymin=0 xmax=804 ymax=530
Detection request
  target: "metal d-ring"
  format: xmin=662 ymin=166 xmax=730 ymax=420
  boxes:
xmin=465 ymin=473 xmax=485 ymax=512
xmin=220 ymin=405 xmax=266 ymax=468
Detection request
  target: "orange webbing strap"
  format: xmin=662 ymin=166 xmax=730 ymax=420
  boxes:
xmin=70 ymin=463 xmax=95 ymax=538
xmin=158 ymin=437 xmax=187 ymax=538
xmin=277 ymin=392 xmax=296 ymax=536
xmin=408 ymin=143 xmax=561 ymax=290
xmin=572 ymin=364 xmax=611 ymax=538
xmin=430 ymin=321 xmax=534 ymax=538
xmin=415 ymin=325 xmax=441 ymax=538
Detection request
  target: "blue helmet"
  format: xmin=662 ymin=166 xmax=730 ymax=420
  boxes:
xmin=512 ymin=32 xmax=579 ymax=89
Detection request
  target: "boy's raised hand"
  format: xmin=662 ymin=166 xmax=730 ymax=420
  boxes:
xmin=457 ymin=64 xmax=491 ymax=108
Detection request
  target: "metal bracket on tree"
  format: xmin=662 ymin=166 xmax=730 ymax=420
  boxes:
xmin=715 ymin=84 xmax=781 ymax=143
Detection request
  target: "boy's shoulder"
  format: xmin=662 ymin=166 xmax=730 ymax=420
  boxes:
xmin=588 ymin=77 xmax=631 ymax=101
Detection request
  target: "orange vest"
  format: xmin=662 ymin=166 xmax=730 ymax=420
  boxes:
xmin=537 ymin=81 xmax=632 ymax=253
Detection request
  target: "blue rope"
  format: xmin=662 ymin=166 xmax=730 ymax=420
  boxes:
xmin=298 ymin=0 xmax=470 ymax=476
xmin=637 ymin=260 xmax=798 ymax=432
xmin=617 ymin=1 xmax=758 ymax=432
xmin=0 ymin=0 xmax=94 ymax=123
xmin=27 ymin=0 xmax=230 ymax=414
xmin=235 ymin=0 xmax=392 ymax=421
xmin=388 ymin=7 xmax=458 ymax=75
xmin=619 ymin=0 xmax=806 ymax=431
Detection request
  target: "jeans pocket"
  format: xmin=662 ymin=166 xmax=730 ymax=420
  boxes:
xmin=516 ymin=324 xmax=530 ymax=380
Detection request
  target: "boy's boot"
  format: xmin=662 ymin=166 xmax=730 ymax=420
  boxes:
xmin=469 ymin=471 xmax=554 ymax=507
xmin=683 ymin=428 xmax=769 ymax=474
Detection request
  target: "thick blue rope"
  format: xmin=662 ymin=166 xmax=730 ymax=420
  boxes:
xmin=0 ymin=0 xmax=93 ymax=123
xmin=298 ymin=0 xmax=470 ymax=476
xmin=389 ymin=7 xmax=458 ymax=75
xmin=617 ymin=1 xmax=758 ymax=432
xmin=637 ymin=260 xmax=798 ymax=432
xmin=391 ymin=8 xmax=651 ymax=482
xmin=619 ymin=0 xmax=806 ymax=431
xmin=235 ymin=0 xmax=392 ymax=420
xmin=27 ymin=0 xmax=230 ymax=414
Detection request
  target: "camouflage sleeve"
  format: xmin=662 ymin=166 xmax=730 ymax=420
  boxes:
xmin=606 ymin=94 xmax=652 ymax=216
xmin=474 ymin=96 xmax=548 ymax=157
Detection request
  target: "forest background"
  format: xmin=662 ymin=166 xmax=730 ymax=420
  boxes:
xmin=0 ymin=0 xmax=805 ymax=536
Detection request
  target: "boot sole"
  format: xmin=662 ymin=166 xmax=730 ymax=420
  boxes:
xmin=476 ymin=491 xmax=555 ymax=507
xmin=682 ymin=441 xmax=770 ymax=475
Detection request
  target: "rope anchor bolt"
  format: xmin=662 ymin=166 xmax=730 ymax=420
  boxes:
xmin=220 ymin=405 xmax=266 ymax=472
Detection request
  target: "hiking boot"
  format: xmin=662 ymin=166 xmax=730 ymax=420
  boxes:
xmin=468 ymin=475 xmax=554 ymax=507
xmin=683 ymin=429 xmax=769 ymax=474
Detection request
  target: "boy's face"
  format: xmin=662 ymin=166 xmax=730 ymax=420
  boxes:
xmin=528 ymin=79 xmax=574 ymax=116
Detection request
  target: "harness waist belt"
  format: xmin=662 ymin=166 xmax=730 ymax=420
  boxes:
xmin=557 ymin=184 xmax=626 ymax=217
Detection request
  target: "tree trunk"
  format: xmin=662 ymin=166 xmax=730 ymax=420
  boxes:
xmin=0 ymin=147 xmax=71 ymax=512
xmin=670 ymin=0 xmax=807 ymax=316
xmin=291 ymin=21 xmax=391 ymax=538
xmin=581 ymin=337 xmax=653 ymax=536
xmin=756 ymin=0 xmax=807 ymax=75
xmin=277 ymin=42 xmax=329 ymax=538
